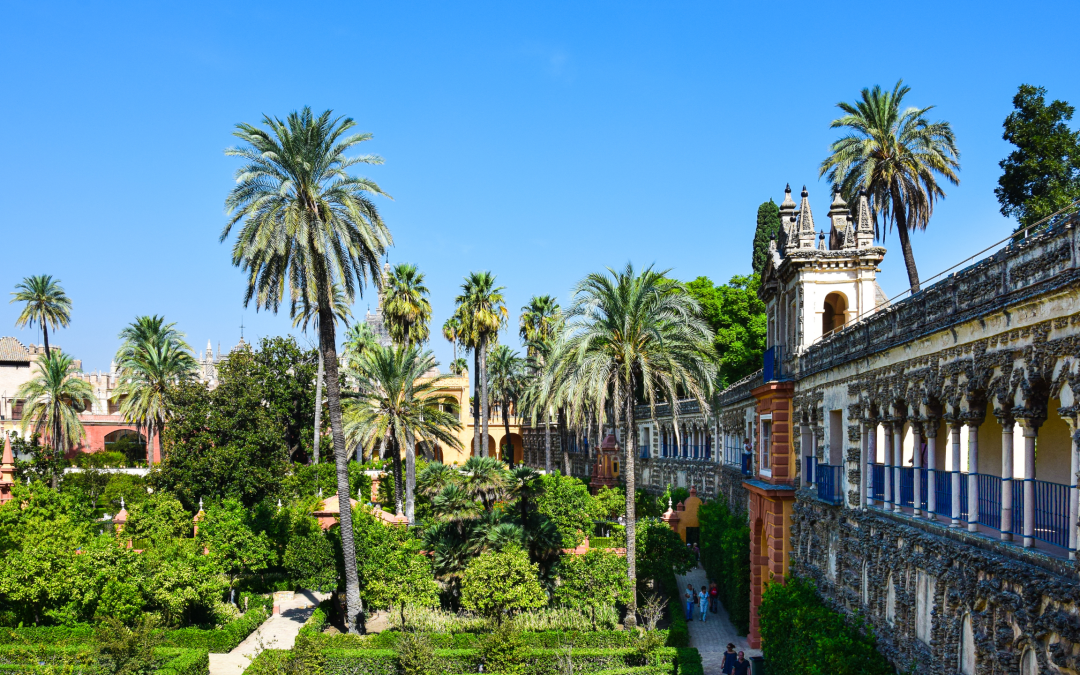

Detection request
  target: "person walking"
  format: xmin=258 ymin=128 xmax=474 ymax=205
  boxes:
xmin=732 ymin=651 xmax=751 ymax=675
xmin=721 ymin=644 xmax=738 ymax=675
xmin=684 ymin=584 xmax=695 ymax=622
xmin=698 ymin=585 xmax=709 ymax=622
xmin=709 ymin=582 xmax=719 ymax=613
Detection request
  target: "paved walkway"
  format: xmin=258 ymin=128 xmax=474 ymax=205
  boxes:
xmin=675 ymin=567 xmax=760 ymax=675
xmin=208 ymin=590 xmax=329 ymax=675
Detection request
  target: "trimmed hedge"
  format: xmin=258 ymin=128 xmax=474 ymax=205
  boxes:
xmin=674 ymin=647 xmax=703 ymax=675
xmin=0 ymin=645 xmax=207 ymax=674
xmin=314 ymin=629 xmax=669 ymax=650
xmin=698 ymin=500 xmax=751 ymax=635
xmin=321 ymin=646 xmax=679 ymax=675
xmin=0 ymin=626 xmax=93 ymax=645
xmin=659 ymin=571 xmax=689 ymax=648
xmin=155 ymin=648 xmax=210 ymax=675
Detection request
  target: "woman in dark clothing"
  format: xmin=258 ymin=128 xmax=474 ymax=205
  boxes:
xmin=721 ymin=644 xmax=738 ymax=675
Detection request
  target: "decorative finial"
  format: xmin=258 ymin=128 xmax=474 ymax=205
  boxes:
xmin=198 ymin=497 xmax=203 ymax=511
xmin=121 ymin=496 xmax=125 ymax=509
xmin=801 ymin=185 xmax=808 ymax=198
xmin=318 ymin=487 xmax=323 ymax=498
xmin=785 ymin=183 xmax=791 ymax=193
xmin=277 ymin=498 xmax=282 ymax=510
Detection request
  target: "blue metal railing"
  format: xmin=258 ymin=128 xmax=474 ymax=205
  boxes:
xmin=976 ymin=473 xmax=1001 ymax=530
xmin=870 ymin=463 xmax=885 ymax=504
xmin=918 ymin=469 xmax=929 ymax=511
xmin=934 ymin=471 xmax=952 ymax=518
xmin=1012 ymin=480 xmax=1024 ymax=536
xmin=763 ymin=345 xmax=784 ymax=382
xmin=817 ymin=464 xmax=843 ymax=504
xmin=959 ymin=475 xmax=969 ymax=521
xmin=899 ymin=467 xmax=914 ymax=508
xmin=741 ymin=453 xmax=752 ymax=476
xmin=1033 ymin=479 xmax=1070 ymax=548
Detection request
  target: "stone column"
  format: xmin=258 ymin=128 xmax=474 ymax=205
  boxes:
xmin=967 ymin=422 xmax=980 ymax=532
xmin=949 ymin=421 xmax=962 ymax=528
xmin=868 ymin=421 xmax=878 ymax=506
xmin=912 ymin=421 xmax=923 ymax=517
xmin=926 ymin=420 xmax=938 ymax=519
xmin=1070 ymin=425 xmax=1079 ymax=560
xmin=1018 ymin=417 xmax=1043 ymax=549
xmin=999 ymin=414 xmax=1015 ymax=542
xmin=803 ymin=426 xmax=814 ymax=489
xmin=860 ymin=421 xmax=870 ymax=510
xmin=893 ymin=420 xmax=904 ymax=512
xmin=882 ymin=421 xmax=894 ymax=510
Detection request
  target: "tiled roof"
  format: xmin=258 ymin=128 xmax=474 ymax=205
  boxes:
xmin=0 ymin=337 xmax=30 ymax=363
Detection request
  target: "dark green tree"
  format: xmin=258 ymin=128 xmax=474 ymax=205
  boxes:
xmin=996 ymin=84 xmax=1080 ymax=230
xmin=686 ymin=275 xmax=767 ymax=387
xmin=751 ymin=200 xmax=782 ymax=275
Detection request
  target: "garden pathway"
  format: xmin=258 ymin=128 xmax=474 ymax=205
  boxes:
xmin=675 ymin=566 xmax=760 ymax=675
xmin=208 ymin=590 xmax=329 ymax=675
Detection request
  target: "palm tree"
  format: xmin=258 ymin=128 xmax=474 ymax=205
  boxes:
xmin=449 ymin=358 xmax=468 ymax=377
xmin=15 ymin=351 xmax=96 ymax=488
xmin=460 ymin=455 xmax=509 ymax=511
xmin=221 ymin=107 xmax=391 ymax=632
xmin=454 ymin=272 xmax=507 ymax=458
xmin=343 ymin=323 xmax=378 ymax=372
xmin=819 ymin=80 xmax=960 ymax=293
xmin=520 ymin=335 xmax=558 ymax=473
xmin=292 ymin=284 xmax=353 ymax=466
xmin=384 ymin=263 xmax=432 ymax=348
xmin=111 ymin=316 xmax=198 ymax=465
xmin=344 ymin=344 xmax=462 ymax=523
xmin=519 ymin=295 xmax=561 ymax=353
xmin=546 ymin=263 xmax=717 ymax=627
xmin=487 ymin=345 xmax=524 ymax=468
xmin=11 ymin=275 xmax=72 ymax=356
xmin=442 ymin=316 xmax=462 ymax=363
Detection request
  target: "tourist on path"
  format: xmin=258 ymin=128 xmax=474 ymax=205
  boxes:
xmin=684 ymin=584 xmax=695 ymax=621
xmin=732 ymin=651 xmax=751 ymax=675
xmin=709 ymin=582 xmax=719 ymax=613
xmin=721 ymin=644 xmax=738 ymax=675
xmin=698 ymin=586 xmax=708 ymax=622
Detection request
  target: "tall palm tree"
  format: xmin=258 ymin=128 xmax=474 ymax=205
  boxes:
xmin=221 ymin=107 xmax=391 ymax=632
xmin=343 ymin=323 xmax=378 ymax=372
xmin=449 ymin=358 xmax=468 ymax=377
xmin=819 ymin=80 xmax=960 ymax=293
xmin=292 ymin=284 xmax=353 ymax=466
xmin=111 ymin=317 xmax=198 ymax=465
xmin=344 ymin=345 xmax=461 ymax=523
xmin=519 ymin=295 xmax=561 ymax=354
xmin=520 ymin=335 xmax=557 ymax=472
xmin=454 ymin=272 xmax=507 ymax=458
xmin=546 ymin=263 xmax=717 ymax=628
xmin=442 ymin=316 xmax=462 ymax=363
xmin=384 ymin=263 xmax=432 ymax=348
xmin=11 ymin=275 xmax=72 ymax=356
xmin=487 ymin=345 xmax=524 ymax=468
xmin=15 ymin=351 xmax=96 ymax=488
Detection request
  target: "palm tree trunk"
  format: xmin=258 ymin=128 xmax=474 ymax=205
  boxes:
xmin=156 ymin=416 xmax=164 ymax=465
xmin=891 ymin=183 xmax=921 ymax=293
xmin=544 ymin=409 xmax=552 ymax=473
xmin=503 ymin=399 xmax=513 ymax=468
xmin=480 ymin=340 xmax=490 ymax=458
xmin=42 ymin=324 xmax=50 ymax=357
xmin=318 ymin=304 xmax=362 ymax=634
xmin=51 ymin=403 xmax=60 ymax=489
xmin=392 ymin=436 xmax=404 ymax=516
xmin=313 ymin=351 xmax=324 ymax=465
xmin=473 ymin=348 xmax=481 ymax=457
xmin=405 ymin=431 xmax=416 ymax=523
xmin=559 ymin=407 xmax=569 ymax=475
xmin=622 ymin=385 xmax=638 ymax=629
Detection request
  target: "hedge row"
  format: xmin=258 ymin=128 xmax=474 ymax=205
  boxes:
xmin=313 ymin=628 xmax=670 ymax=650
xmin=659 ymin=570 xmax=689 ymax=648
xmin=0 ymin=645 xmax=207 ymax=675
xmin=0 ymin=607 xmax=268 ymax=654
xmin=320 ymin=646 xmax=680 ymax=675
xmin=698 ymin=500 xmax=751 ymax=635
xmin=155 ymin=647 xmax=211 ymax=675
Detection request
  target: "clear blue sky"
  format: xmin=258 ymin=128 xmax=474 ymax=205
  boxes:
xmin=2 ymin=1 xmax=1077 ymax=373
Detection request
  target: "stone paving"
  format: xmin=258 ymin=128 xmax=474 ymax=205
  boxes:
xmin=208 ymin=590 xmax=329 ymax=675
xmin=675 ymin=566 xmax=760 ymax=675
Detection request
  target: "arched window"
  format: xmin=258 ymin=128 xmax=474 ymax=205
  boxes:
xmin=823 ymin=292 xmax=849 ymax=335
xmin=885 ymin=573 xmax=896 ymax=626
xmin=861 ymin=562 xmax=870 ymax=605
xmin=958 ymin=613 xmax=975 ymax=675
xmin=1021 ymin=648 xmax=1038 ymax=675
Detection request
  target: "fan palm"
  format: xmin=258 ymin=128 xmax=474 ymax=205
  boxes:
xmin=344 ymin=345 xmax=462 ymax=523
xmin=11 ymin=275 xmax=71 ymax=356
xmin=15 ymin=351 xmax=96 ymax=488
xmin=508 ymin=465 xmax=541 ymax=523
xmin=454 ymin=272 xmax=507 ymax=458
xmin=519 ymin=295 xmax=561 ymax=354
xmin=111 ymin=317 xmax=198 ymax=465
xmin=460 ymin=455 xmax=509 ymax=511
xmin=487 ymin=345 xmax=524 ymax=468
xmin=442 ymin=316 xmax=462 ymax=363
xmin=546 ymin=263 xmax=718 ymax=627
xmin=819 ymin=80 xmax=960 ymax=293
xmin=292 ymin=284 xmax=353 ymax=465
xmin=221 ymin=107 xmax=391 ymax=632
xmin=449 ymin=358 xmax=468 ymax=377
xmin=417 ymin=461 xmax=460 ymax=499
xmin=384 ymin=263 xmax=431 ymax=348
xmin=520 ymin=336 xmax=557 ymax=472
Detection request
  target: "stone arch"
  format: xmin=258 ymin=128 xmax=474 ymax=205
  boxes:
xmin=1021 ymin=646 xmax=1038 ymax=675
xmin=885 ymin=572 xmax=896 ymax=626
xmin=823 ymin=291 xmax=849 ymax=335
xmin=958 ymin=612 xmax=975 ymax=675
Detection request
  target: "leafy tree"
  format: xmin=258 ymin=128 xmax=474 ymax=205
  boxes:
xmin=698 ymin=500 xmax=750 ymax=634
xmin=125 ymin=492 xmax=192 ymax=543
xmin=519 ymin=295 xmax=562 ymax=350
xmin=553 ymin=549 xmax=631 ymax=629
xmin=111 ymin=315 xmax=198 ymax=464
xmin=685 ymin=275 xmax=766 ymax=387
xmin=283 ymin=531 xmax=337 ymax=593
xmin=222 ymin=107 xmax=391 ymax=631
xmin=10 ymin=274 xmax=70 ymax=356
xmin=635 ymin=518 xmax=696 ymax=584
xmin=534 ymin=473 xmax=596 ymax=548
xmin=751 ymin=200 xmax=782 ymax=276
xmin=996 ymin=84 xmax=1080 ymax=230
xmin=460 ymin=546 xmax=546 ymax=624
xmin=449 ymin=357 xmax=468 ymax=377
xmin=544 ymin=264 xmax=718 ymax=627
xmin=141 ymin=539 xmax=228 ymax=626
xmin=820 ymin=80 xmax=960 ymax=293
xmin=384 ymin=263 xmax=432 ymax=347
xmin=593 ymin=486 xmax=625 ymax=520
xmin=15 ymin=351 xmax=96 ymax=488
xmin=454 ymin=272 xmax=508 ymax=458
xmin=199 ymin=498 xmax=274 ymax=604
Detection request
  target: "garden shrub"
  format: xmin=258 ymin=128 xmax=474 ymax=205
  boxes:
xmin=478 ymin=625 xmax=528 ymax=674
xmin=697 ymin=500 xmax=750 ymax=634
xmin=155 ymin=647 xmax=211 ymax=675
xmin=659 ymin=571 xmax=689 ymax=648
xmin=396 ymin=631 xmax=436 ymax=675
xmin=160 ymin=606 xmax=268 ymax=652
xmin=315 ymin=629 xmax=669 ymax=651
xmin=319 ymin=646 xmax=680 ymax=675
xmin=759 ymin=576 xmax=891 ymax=675
xmin=460 ymin=547 xmax=545 ymax=623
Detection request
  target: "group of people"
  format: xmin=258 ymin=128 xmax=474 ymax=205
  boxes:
xmin=684 ymin=582 xmax=718 ymax=621
xmin=722 ymin=644 xmax=751 ymax=675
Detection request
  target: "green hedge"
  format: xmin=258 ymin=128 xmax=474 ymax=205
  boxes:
xmin=155 ymin=648 xmax=210 ymax=675
xmin=659 ymin=571 xmax=689 ymax=648
xmin=674 ymin=647 xmax=703 ymax=675
xmin=0 ymin=626 xmax=93 ymax=645
xmin=314 ymin=629 xmax=668 ymax=650
xmin=160 ymin=607 xmax=268 ymax=652
xmin=321 ymin=647 xmax=679 ymax=675
xmin=697 ymin=500 xmax=750 ymax=635
xmin=0 ymin=645 xmax=207 ymax=674
xmin=759 ymin=576 xmax=891 ymax=675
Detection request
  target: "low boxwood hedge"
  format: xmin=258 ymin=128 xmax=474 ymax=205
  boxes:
xmin=154 ymin=647 xmax=210 ymax=675
xmin=0 ymin=645 xmax=207 ymax=675
xmin=315 ymin=628 xmax=669 ymax=650
xmin=660 ymin=571 xmax=689 ymax=648
xmin=320 ymin=646 xmax=679 ymax=675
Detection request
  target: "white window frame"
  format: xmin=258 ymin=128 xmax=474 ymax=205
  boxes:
xmin=760 ymin=414 xmax=773 ymax=477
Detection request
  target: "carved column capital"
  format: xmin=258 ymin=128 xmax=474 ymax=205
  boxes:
xmin=922 ymin=418 xmax=939 ymax=438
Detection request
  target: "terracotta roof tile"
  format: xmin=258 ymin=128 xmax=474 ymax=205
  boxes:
xmin=0 ymin=338 xmax=30 ymax=363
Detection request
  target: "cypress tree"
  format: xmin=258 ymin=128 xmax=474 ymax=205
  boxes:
xmin=751 ymin=199 xmax=782 ymax=275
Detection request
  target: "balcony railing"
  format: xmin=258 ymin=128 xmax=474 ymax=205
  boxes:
xmin=870 ymin=463 xmax=885 ymax=504
xmin=975 ymin=473 xmax=1001 ymax=530
xmin=1033 ymin=478 xmax=1070 ymax=548
xmin=817 ymin=464 xmax=843 ymax=505
xmin=740 ymin=453 xmax=752 ymax=476
xmin=805 ymin=456 xmax=817 ymax=486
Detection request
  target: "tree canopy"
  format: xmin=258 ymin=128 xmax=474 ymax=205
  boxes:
xmin=751 ymin=200 xmax=782 ymax=276
xmin=685 ymin=275 xmax=766 ymax=387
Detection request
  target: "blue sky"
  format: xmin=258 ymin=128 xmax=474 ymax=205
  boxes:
xmin=1 ymin=1 xmax=1077 ymax=373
